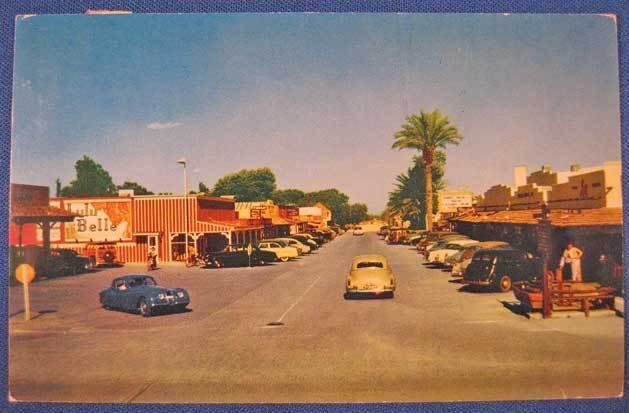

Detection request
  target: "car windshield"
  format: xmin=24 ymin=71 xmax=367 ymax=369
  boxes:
xmin=127 ymin=277 xmax=157 ymax=287
xmin=473 ymin=253 xmax=497 ymax=263
xmin=356 ymin=261 xmax=384 ymax=269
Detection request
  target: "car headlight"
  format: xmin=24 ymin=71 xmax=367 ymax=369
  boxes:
xmin=177 ymin=291 xmax=185 ymax=298
xmin=158 ymin=293 xmax=165 ymax=300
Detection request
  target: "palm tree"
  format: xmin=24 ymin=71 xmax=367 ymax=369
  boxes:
xmin=392 ymin=109 xmax=463 ymax=231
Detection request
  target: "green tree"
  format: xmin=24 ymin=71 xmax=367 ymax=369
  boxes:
xmin=387 ymin=152 xmax=446 ymax=228
xmin=198 ymin=182 xmax=210 ymax=194
xmin=210 ymin=167 xmax=276 ymax=201
xmin=117 ymin=181 xmax=154 ymax=195
xmin=270 ymin=189 xmax=305 ymax=205
xmin=347 ymin=203 xmax=369 ymax=224
xmin=60 ymin=156 xmax=117 ymax=197
xmin=302 ymin=189 xmax=350 ymax=226
xmin=392 ymin=109 xmax=462 ymax=231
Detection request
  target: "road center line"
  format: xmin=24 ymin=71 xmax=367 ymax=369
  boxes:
xmin=275 ymin=274 xmax=322 ymax=323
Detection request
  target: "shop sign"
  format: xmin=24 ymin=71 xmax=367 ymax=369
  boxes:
xmin=60 ymin=199 xmax=132 ymax=242
xmin=440 ymin=193 xmax=474 ymax=213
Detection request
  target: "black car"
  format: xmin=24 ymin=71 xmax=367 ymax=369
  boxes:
xmin=100 ymin=274 xmax=190 ymax=317
xmin=48 ymin=248 xmax=93 ymax=276
xmin=289 ymin=235 xmax=318 ymax=250
xmin=306 ymin=232 xmax=326 ymax=245
xmin=204 ymin=244 xmax=278 ymax=268
xmin=463 ymin=248 xmax=543 ymax=292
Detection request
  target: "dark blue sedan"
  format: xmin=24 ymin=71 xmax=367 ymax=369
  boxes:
xmin=99 ymin=274 xmax=190 ymax=317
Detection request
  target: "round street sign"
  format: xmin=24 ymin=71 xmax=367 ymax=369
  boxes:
xmin=15 ymin=264 xmax=35 ymax=284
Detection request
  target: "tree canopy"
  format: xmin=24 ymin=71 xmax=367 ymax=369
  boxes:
xmin=60 ymin=156 xmax=118 ymax=197
xmin=387 ymin=152 xmax=446 ymax=228
xmin=198 ymin=182 xmax=210 ymax=194
xmin=270 ymin=189 xmax=305 ymax=205
xmin=210 ymin=167 xmax=277 ymax=201
xmin=392 ymin=109 xmax=462 ymax=230
xmin=117 ymin=181 xmax=154 ymax=195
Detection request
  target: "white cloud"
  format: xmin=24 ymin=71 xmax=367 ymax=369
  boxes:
xmin=146 ymin=121 xmax=181 ymax=130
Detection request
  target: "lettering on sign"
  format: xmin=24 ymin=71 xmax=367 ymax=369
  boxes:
xmin=62 ymin=200 xmax=132 ymax=242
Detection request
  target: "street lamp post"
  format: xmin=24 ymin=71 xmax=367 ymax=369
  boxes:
xmin=177 ymin=158 xmax=189 ymax=263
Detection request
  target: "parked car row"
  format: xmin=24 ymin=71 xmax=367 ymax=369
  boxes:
xmin=201 ymin=229 xmax=340 ymax=269
xmin=382 ymin=229 xmax=543 ymax=292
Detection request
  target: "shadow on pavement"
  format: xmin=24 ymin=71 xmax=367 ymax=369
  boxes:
xmin=457 ymin=285 xmax=496 ymax=294
xmin=500 ymin=300 xmax=531 ymax=319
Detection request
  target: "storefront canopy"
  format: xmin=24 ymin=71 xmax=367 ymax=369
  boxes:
xmin=451 ymin=208 xmax=622 ymax=228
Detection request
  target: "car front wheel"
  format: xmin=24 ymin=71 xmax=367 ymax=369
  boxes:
xmin=496 ymin=275 xmax=513 ymax=292
xmin=214 ymin=258 xmax=223 ymax=268
xmin=138 ymin=297 xmax=152 ymax=317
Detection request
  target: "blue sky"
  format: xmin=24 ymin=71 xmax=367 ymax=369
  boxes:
xmin=11 ymin=13 xmax=620 ymax=212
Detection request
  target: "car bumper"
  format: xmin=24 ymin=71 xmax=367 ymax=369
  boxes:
xmin=461 ymin=279 xmax=490 ymax=286
xmin=345 ymin=289 xmax=394 ymax=298
xmin=346 ymin=286 xmax=395 ymax=294
xmin=150 ymin=297 xmax=190 ymax=308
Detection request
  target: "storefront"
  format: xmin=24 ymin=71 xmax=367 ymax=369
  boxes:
xmin=452 ymin=208 xmax=623 ymax=281
xmin=50 ymin=194 xmax=264 ymax=263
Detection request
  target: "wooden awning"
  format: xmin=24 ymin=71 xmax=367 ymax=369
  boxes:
xmin=451 ymin=208 xmax=622 ymax=228
xmin=11 ymin=205 xmax=78 ymax=224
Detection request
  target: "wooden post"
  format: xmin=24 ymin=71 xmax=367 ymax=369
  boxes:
xmin=543 ymin=262 xmax=552 ymax=319
xmin=23 ymin=281 xmax=31 ymax=321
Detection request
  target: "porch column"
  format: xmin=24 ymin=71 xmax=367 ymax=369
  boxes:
xmin=41 ymin=220 xmax=51 ymax=270
xmin=17 ymin=222 xmax=23 ymax=248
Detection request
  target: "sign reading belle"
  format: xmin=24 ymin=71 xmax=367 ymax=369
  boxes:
xmin=42 ymin=199 xmax=132 ymax=242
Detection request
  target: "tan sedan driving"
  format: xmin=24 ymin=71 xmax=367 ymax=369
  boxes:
xmin=345 ymin=254 xmax=396 ymax=298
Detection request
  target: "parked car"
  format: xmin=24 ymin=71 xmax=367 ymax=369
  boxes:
xmin=407 ymin=231 xmax=429 ymax=246
xmin=377 ymin=225 xmax=390 ymax=237
xmin=422 ymin=236 xmax=471 ymax=259
xmin=310 ymin=230 xmax=331 ymax=243
xmin=289 ymin=234 xmax=318 ymax=250
xmin=257 ymin=240 xmax=298 ymax=262
xmin=85 ymin=242 xmax=120 ymax=267
xmin=386 ymin=228 xmax=410 ymax=244
xmin=204 ymin=244 xmax=278 ymax=268
xmin=449 ymin=241 xmax=511 ymax=276
xmin=418 ymin=232 xmax=468 ymax=253
xmin=275 ymin=237 xmax=312 ymax=254
xmin=47 ymin=248 xmax=93 ymax=276
xmin=345 ymin=254 xmax=396 ymax=299
xmin=353 ymin=226 xmax=365 ymax=236
xmin=99 ymin=274 xmax=190 ymax=317
xmin=304 ymin=232 xmax=325 ymax=245
xmin=462 ymin=248 xmax=543 ymax=292
xmin=426 ymin=239 xmax=479 ymax=265
xmin=321 ymin=227 xmax=337 ymax=240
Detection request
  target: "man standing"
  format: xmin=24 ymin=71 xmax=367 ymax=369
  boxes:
xmin=561 ymin=242 xmax=584 ymax=282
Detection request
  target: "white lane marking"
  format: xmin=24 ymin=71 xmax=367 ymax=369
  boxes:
xmin=275 ymin=274 xmax=322 ymax=323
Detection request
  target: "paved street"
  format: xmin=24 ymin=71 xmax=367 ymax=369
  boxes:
xmin=9 ymin=233 xmax=624 ymax=403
